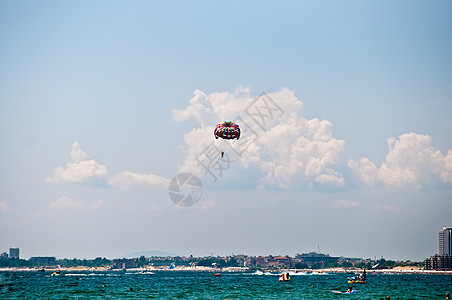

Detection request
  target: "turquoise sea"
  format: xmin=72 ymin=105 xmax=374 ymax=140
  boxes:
xmin=1 ymin=271 xmax=451 ymax=299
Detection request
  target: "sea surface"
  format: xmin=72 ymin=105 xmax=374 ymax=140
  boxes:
xmin=1 ymin=270 xmax=451 ymax=299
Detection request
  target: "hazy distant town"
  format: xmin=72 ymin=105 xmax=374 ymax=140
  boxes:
xmin=0 ymin=248 xmax=422 ymax=270
xmin=2 ymin=226 xmax=450 ymax=272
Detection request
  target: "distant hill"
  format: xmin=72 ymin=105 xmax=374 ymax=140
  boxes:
xmin=123 ymin=250 xmax=178 ymax=258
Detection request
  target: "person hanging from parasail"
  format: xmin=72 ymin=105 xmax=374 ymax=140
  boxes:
xmin=213 ymin=121 xmax=240 ymax=158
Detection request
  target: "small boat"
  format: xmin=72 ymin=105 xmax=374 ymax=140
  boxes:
xmin=332 ymin=290 xmax=358 ymax=294
xmin=214 ymin=273 xmax=220 ymax=276
xmin=51 ymin=270 xmax=62 ymax=276
xmin=279 ymin=272 xmax=290 ymax=281
xmin=348 ymin=279 xmax=365 ymax=284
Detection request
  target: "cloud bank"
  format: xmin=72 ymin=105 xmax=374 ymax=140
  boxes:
xmin=45 ymin=142 xmax=108 ymax=184
xmin=172 ymin=87 xmax=345 ymax=189
xmin=46 ymin=142 xmax=169 ymax=190
xmin=348 ymin=132 xmax=452 ymax=188
xmin=46 ymin=91 xmax=451 ymax=195
xmin=108 ymin=171 xmax=169 ymax=189
xmin=50 ymin=195 xmax=84 ymax=212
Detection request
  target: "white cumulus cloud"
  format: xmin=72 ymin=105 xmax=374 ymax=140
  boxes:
xmin=172 ymin=87 xmax=345 ymax=189
xmin=348 ymin=132 xmax=452 ymax=188
xmin=45 ymin=142 xmax=107 ymax=184
xmin=108 ymin=171 xmax=170 ymax=189
xmin=50 ymin=196 xmax=84 ymax=212
xmin=46 ymin=142 xmax=170 ymax=191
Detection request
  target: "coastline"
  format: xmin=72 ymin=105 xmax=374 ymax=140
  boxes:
xmin=1 ymin=266 xmax=451 ymax=275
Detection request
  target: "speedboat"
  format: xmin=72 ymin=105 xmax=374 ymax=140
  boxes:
xmin=279 ymin=272 xmax=290 ymax=281
xmin=348 ymin=279 xmax=365 ymax=284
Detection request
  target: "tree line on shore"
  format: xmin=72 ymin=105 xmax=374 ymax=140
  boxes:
xmin=0 ymin=257 xmax=112 ymax=268
xmin=0 ymin=256 xmax=422 ymax=269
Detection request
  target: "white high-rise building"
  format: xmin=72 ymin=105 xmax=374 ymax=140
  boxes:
xmin=439 ymin=226 xmax=452 ymax=255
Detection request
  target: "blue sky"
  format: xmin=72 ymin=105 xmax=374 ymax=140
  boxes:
xmin=1 ymin=0 xmax=451 ymax=261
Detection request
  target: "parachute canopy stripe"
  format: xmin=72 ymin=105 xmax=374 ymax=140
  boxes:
xmin=214 ymin=121 xmax=240 ymax=140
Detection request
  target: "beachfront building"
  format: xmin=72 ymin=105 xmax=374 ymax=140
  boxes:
xmin=424 ymin=255 xmax=452 ymax=270
xmin=268 ymin=256 xmax=294 ymax=268
xmin=424 ymin=226 xmax=452 ymax=270
xmin=112 ymin=258 xmax=138 ymax=269
xmin=439 ymin=226 xmax=452 ymax=255
xmin=295 ymin=252 xmax=339 ymax=268
xmin=9 ymin=247 xmax=19 ymax=259
xmin=251 ymin=256 xmax=269 ymax=268
xmin=30 ymin=257 xmax=57 ymax=266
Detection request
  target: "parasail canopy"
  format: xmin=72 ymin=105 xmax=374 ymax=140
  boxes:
xmin=214 ymin=121 xmax=240 ymax=140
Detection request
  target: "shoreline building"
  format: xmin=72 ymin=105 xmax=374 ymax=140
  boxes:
xmin=113 ymin=258 xmax=138 ymax=269
xmin=439 ymin=226 xmax=452 ymax=255
xmin=30 ymin=257 xmax=57 ymax=266
xmin=424 ymin=254 xmax=452 ymax=270
xmin=9 ymin=247 xmax=19 ymax=259
xmin=295 ymin=252 xmax=339 ymax=268
xmin=425 ymin=226 xmax=452 ymax=270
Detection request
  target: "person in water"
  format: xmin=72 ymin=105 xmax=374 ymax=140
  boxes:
xmin=347 ymin=286 xmax=353 ymax=293
xmin=446 ymin=292 xmax=450 ymax=299
xmin=221 ymin=150 xmax=224 ymax=158
xmin=363 ymin=269 xmax=366 ymax=279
